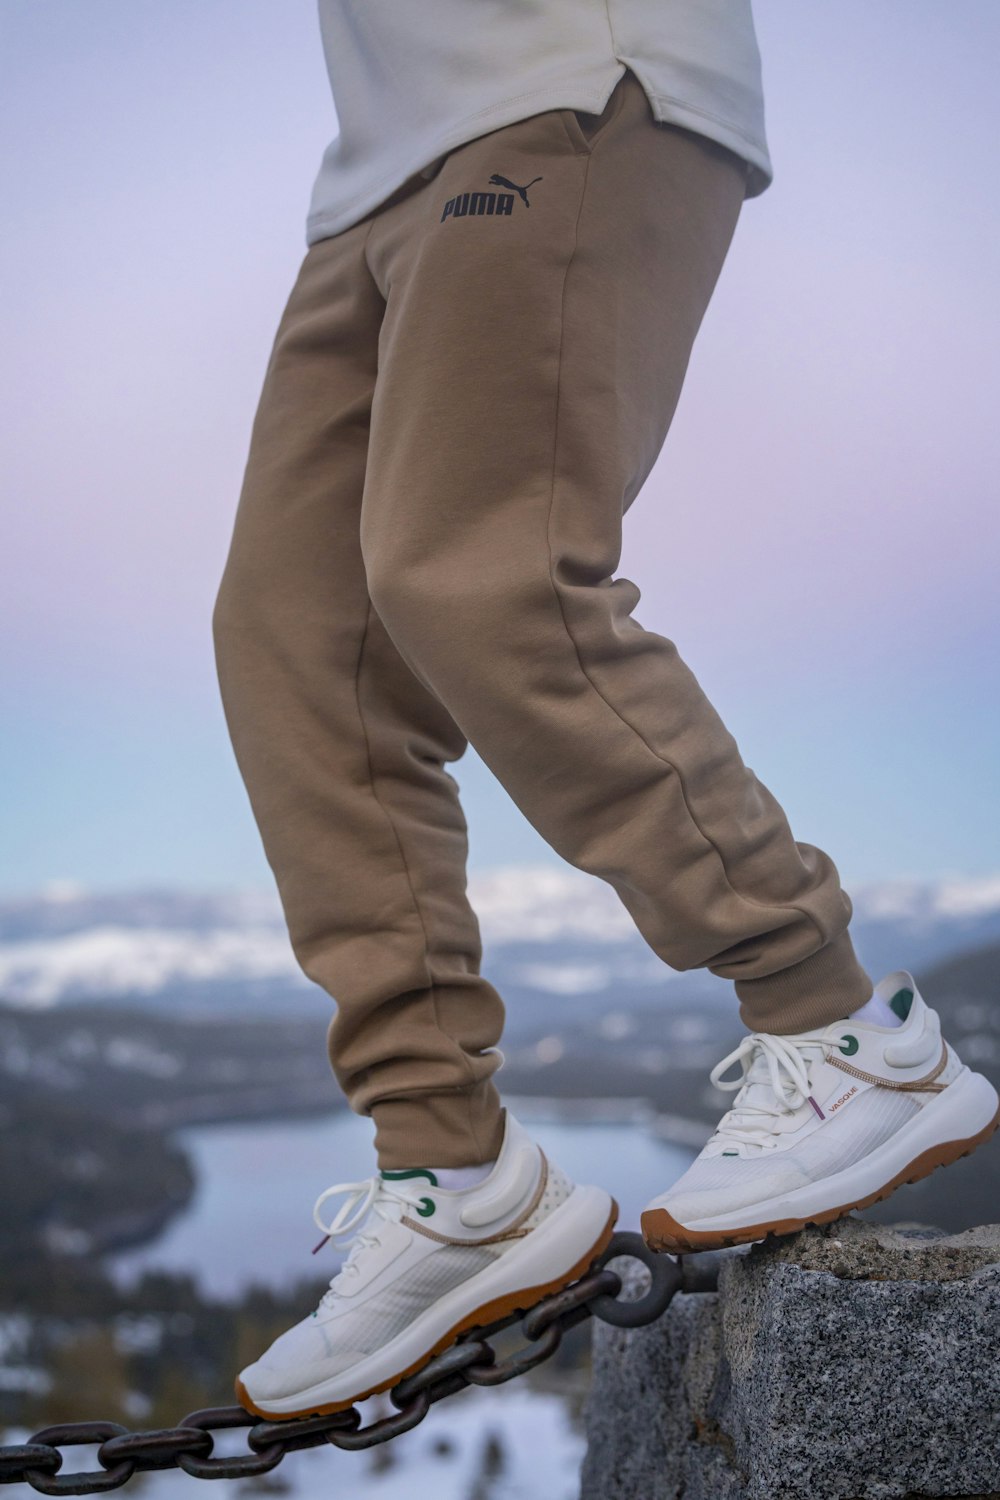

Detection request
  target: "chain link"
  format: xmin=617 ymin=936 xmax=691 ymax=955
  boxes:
xmin=0 ymin=1231 xmax=721 ymax=1491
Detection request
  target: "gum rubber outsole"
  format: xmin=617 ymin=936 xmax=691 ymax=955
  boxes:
xmin=235 ymin=1195 xmax=620 ymax=1420
xmin=640 ymin=1104 xmax=1000 ymax=1255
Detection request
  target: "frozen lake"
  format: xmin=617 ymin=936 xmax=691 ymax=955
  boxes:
xmin=108 ymin=1103 xmax=698 ymax=1300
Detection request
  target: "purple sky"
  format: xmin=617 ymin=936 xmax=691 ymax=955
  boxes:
xmin=2 ymin=1 xmax=998 ymax=897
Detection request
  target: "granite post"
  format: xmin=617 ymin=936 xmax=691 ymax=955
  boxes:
xmin=581 ymin=1215 xmax=1000 ymax=1500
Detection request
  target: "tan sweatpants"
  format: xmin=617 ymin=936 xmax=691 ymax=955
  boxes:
xmin=212 ymin=69 xmax=874 ymax=1169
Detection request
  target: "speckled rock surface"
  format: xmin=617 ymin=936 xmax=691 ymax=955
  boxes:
xmin=580 ymin=1215 xmax=1000 ymax=1500
xmin=751 ymin=1213 xmax=1000 ymax=1282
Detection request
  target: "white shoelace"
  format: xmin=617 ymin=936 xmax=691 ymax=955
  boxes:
xmin=708 ymin=1026 xmax=842 ymax=1149
xmin=309 ymin=1175 xmax=435 ymax=1307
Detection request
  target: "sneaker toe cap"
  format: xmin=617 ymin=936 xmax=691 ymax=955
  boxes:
xmin=239 ymin=1320 xmax=363 ymax=1402
xmin=647 ymin=1155 xmax=811 ymax=1225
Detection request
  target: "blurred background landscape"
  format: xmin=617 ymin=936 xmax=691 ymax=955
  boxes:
xmin=3 ymin=1 xmax=999 ymax=1496
xmin=2 ymin=868 xmax=999 ymax=1495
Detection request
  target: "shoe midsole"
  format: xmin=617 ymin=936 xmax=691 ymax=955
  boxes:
xmin=249 ymin=1181 xmax=614 ymax=1412
xmin=665 ymin=1066 xmax=999 ymax=1233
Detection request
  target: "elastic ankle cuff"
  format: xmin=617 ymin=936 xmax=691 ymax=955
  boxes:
xmin=735 ymin=928 xmax=874 ymax=1035
xmin=371 ymin=1083 xmax=505 ymax=1170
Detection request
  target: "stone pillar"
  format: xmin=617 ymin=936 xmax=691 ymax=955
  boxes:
xmin=581 ymin=1216 xmax=1000 ymax=1500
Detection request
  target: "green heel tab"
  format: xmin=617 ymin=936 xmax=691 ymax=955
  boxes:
xmin=889 ymin=987 xmax=915 ymax=1022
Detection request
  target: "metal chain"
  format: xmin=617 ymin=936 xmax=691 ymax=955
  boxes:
xmin=0 ymin=1231 xmax=721 ymax=1492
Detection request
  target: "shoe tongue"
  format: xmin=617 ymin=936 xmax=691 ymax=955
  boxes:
xmin=328 ymin=1186 xmax=399 ymax=1287
xmin=739 ymin=1048 xmax=779 ymax=1103
xmin=729 ymin=1035 xmax=823 ymax=1116
xmin=727 ymin=1075 xmax=776 ymax=1123
xmin=374 ymin=1177 xmax=414 ymax=1223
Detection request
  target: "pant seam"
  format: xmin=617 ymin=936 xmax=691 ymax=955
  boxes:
xmin=542 ymin=155 xmax=828 ymax=958
xmin=353 ymin=596 xmax=487 ymax=1155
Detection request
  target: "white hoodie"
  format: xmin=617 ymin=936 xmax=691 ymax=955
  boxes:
xmin=307 ymin=0 xmax=772 ymax=246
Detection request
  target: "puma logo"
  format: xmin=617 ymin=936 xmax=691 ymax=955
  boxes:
xmin=440 ymin=174 xmax=543 ymax=223
xmin=488 ymin=173 xmax=543 ymax=207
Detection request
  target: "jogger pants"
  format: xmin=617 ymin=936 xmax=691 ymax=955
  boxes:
xmin=212 ymin=69 xmax=874 ymax=1169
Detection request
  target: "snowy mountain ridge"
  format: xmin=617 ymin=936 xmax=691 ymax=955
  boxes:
xmin=0 ymin=866 xmax=997 ymax=1009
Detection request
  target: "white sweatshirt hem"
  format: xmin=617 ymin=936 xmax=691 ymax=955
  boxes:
xmin=304 ymin=67 xmax=771 ymax=247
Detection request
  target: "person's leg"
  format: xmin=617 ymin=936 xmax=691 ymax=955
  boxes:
xmin=359 ymin=68 xmax=874 ymax=1044
xmin=218 ymin=223 xmax=617 ymax=1422
xmin=211 ymin=215 xmax=505 ymax=1170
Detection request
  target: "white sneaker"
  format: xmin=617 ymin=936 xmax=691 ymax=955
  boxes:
xmin=235 ymin=1110 xmax=617 ymax=1417
xmin=641 ymin=969 xmax=1000 ymax=1254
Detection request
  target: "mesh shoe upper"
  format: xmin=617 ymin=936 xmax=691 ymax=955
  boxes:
xmin=664 ymin=1088 xmax=922 ymax=1220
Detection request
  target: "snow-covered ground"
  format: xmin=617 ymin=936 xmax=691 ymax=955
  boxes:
xmin=3 ymin=1383 xmax=586 ymax=1500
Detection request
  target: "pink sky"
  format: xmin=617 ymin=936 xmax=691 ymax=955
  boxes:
xmin=2 ymin=1 xmax=998 ymax=894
